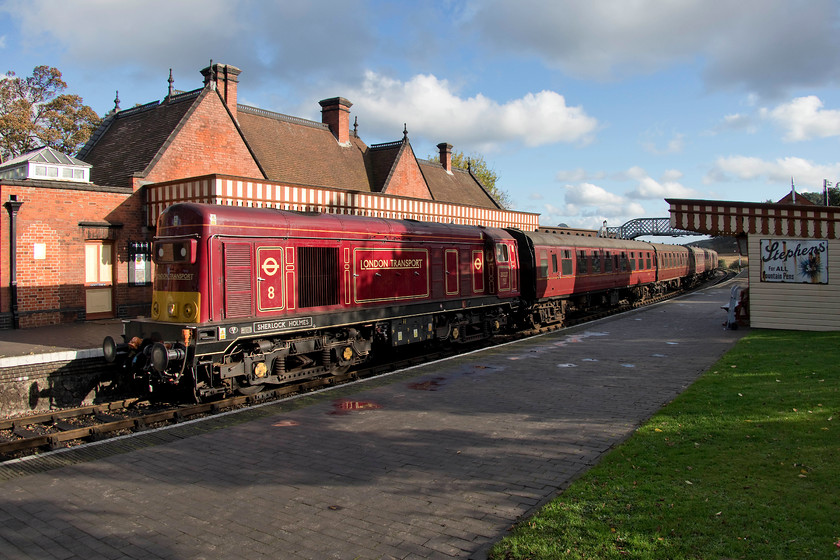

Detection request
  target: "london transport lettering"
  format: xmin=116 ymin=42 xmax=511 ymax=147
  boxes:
xmin=760 ymin=239 xmax=828 ymax=284
xmin=155 ymin=272 xmax=194 ymax=281
xmin=253 ymin=317 xmax=315 ymax=332
xmin=360 ymin=258 xmax=424 ymax=270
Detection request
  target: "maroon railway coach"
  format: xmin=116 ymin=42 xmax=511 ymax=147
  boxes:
xmin=105 ymin=203 xmax=521 ymax=399
xmin=507 ymin=231 xmax=661 ymax=325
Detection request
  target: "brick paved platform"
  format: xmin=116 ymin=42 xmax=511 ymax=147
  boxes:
xmin=0 ymin=282 xmax=746 ymax=559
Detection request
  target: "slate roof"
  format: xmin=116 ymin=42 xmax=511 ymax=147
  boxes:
xmin=78 ymin=90 xmax=203 ymax=187
xmin=75 ymin=81 xmax=502 ymax=209
xmin=418 ymin=159 xmax=502 ymax=209
xmin=236 ymin=105 xmax=373 ymax=191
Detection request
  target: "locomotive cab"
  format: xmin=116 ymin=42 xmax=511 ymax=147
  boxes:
xmin=150 ymin=236 xmax=202 ymax=324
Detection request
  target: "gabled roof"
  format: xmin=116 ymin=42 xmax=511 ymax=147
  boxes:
xmin=75 ymin=64 xmax=505 ymax=210
xmin=418 ymin=159 xmax=502 ymax=209
xmin=237 ymin=105 xmax=374 ymax=191
xmin=1 ymin=146 xmax=91 ymax=169
xmin=776 ymin=191 xmax=817 ymax=205
xmin=368 ymin=141 xmax=403 ymax=193
xmin=78 ymin=89 xmax=203 ymax=187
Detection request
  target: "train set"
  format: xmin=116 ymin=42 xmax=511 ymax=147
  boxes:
xmin=104 ymin=202 xmax=718 ymax=401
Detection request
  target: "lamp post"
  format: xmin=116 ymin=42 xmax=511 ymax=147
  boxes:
xmin=5 ymin=195 xmax=24 ymax=329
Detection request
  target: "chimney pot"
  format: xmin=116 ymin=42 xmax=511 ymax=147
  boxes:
xmin=437 ymin=142 xmax=453 ymax=173
xmin=319 ymin=97 xmax=353 ymax=144
xmin=201 ymin=63 xmax=241 ymax=118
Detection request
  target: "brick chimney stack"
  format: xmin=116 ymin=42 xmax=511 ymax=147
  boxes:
xmin=201 ymin=63 xmax=241 ymax=118
xmin=319 ymin=97 xmax=353 ymax=145
xmin=438 ymin=142 xmax=453 ymax=173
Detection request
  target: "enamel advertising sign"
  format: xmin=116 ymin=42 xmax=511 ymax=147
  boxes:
xmin=760 ymin=239 xmax=828 ymax=284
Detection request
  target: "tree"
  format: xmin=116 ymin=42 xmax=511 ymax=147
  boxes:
xmin=428 ymin=150 xmax=513 ymax=209
xmin=799 ymin=186 xmax=840 ymax=206
xmin=0 ymin=66 xmax=100 ymax=162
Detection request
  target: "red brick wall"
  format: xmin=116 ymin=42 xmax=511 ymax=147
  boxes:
xmin=137 ymin=92 xmax=262 ymax=188
xmin=384 ymin=145 xmax=433 ymax=200
xmin=0 ymin=184 xmax=149 ymax=328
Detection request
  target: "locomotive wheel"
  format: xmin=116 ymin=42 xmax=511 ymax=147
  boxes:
xmin=330 ymin=346 xmax=355 ymax=376
xmin=331 ymin=364 xmax=353 ymax=376
xmin=233 ymin=377 xmax=266 ymax=396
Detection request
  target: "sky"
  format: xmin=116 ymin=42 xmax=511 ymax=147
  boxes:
xmin=2 ymin=0 xmax=840 ymax=233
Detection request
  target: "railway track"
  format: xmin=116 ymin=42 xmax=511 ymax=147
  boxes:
xmin=0 ymin=271 xmax=734 ymax=462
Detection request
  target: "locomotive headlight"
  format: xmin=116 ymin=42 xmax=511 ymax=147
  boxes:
xmin=151 ymin=292 xmax=200 ymax=323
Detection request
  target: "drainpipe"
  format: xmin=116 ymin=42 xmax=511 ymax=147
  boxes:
xmin=5 ymin=195 xmax=23 ymax=329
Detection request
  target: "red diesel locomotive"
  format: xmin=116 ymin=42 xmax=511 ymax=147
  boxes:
xmin=104 ymin=202 xmax=717 ymax=400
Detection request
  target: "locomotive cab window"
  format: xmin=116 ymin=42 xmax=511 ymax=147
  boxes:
xmin=495 ymin=244 xmax=509 ymax=263
xmin=154 ymin=238 xmax=197 ymax=264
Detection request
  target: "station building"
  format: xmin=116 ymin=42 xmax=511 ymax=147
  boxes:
xmin=0 ymin=62 xmax=539 ymax=329
xmin=668 ymin=195 xmax=840 ymax=331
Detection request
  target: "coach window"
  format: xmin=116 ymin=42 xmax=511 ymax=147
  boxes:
xmin=539 ymin=250 xmax=549 ymax=277
xmin=561 ymin=249 xmax=573 ymax=275
xmin=604 ymin=251 xmax=613 ymax=273
xmin=551 ymin=253 xmax=558 ymax=275
xmin=577 ymin=250 xmax=587 ymax=274
xmin=592 ymin=251 xmax=601 ymax=273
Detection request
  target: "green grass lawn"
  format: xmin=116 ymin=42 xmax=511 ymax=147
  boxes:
xmin=489 ymin=330 xmax=840 ymax=560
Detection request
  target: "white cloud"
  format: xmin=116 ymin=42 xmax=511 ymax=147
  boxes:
xmin=710 ymin=113 xmax=759 ymax=135
xmin=468 ymin=0 xmax=840 ymax=95
xmin=551 ymin=182 xmax=646 ymax=223
xmin=554 ymin=168 xmax=606 ymax=182
xmin=762 ymin=96 xmax=840 ymax=141
xmin=347 ymin=71 xmax=599 ymax=150
xmin=549 ymin=167 xmax=696 ymax=226
xmin=624 ymin=167 xmax=697 ymax=199
xmin=707 ymin=155 xmax=840 ymax=188
xmin=641 ymin=132 xmax=684 ymax=155
xmin=2 ymin=0 xmax=374 ymax=90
